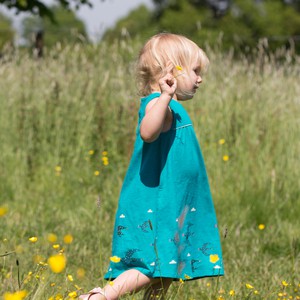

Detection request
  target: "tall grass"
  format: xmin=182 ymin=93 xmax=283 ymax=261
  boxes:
xmin=0 ymin=39 xmax=299 ymax=299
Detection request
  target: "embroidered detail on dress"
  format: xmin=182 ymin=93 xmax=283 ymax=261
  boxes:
xmin=191 ymin=259 xmax=202 ymax=272
xmin=183 ymin=222 xmax=195 ymax=245
xmin=169 ymin=260 xmax=177 ymax=264
xmin=198 ymin=243 xmax=213 ymax=256
xmin=121 ymin=249 xmax=141 ymax=264
xmin=138 ymin=221 xmax=150 ymax=233
xmin=117 ymin=225 xmax=127 ymax=237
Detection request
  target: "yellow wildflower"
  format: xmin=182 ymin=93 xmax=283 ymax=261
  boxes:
xmin=63 ymin=234 xmax=74 ymax=244
xmin=209 ymin=254 xmax=219 ymax=264
xmin=229 ymin=290 xmax=235 ymax=296
xmin=218 ymin=139 xmax=225 ymax=145
xmin=55 ymin=166 xmax=62 ymax=172
xmin=217 ymin=296 xmax=225 ymax=300
xmin=48 ymin=254 xmax=66 ymax=273
xmin=184 ymin=274 xmax=191 ymax=279
xmin=110 ymin=256 xmax=121 ymax=263
xmin=0 ymin=206 xmax=8 ymax=217
xmin=254 ymin=290 xmax=259 ymax=295
xmin=94 ymin=170 xmax=100 ymax=176
xmin=53 ymin=244 xmax=60 ymax=250
xmin=109 ymin=281 xmax=114 ymax=286
xmin=67 ymin=274 xmax=74 ymax=282
xmin=48 ymin=233 xmax=58 ymax=243
xmin=246 ymin=283 xmax=254 ymax=289
xmin=103 ymin=160 xmax=109 ymax=166
xmin=54 ymin=294 xmax=63 ymax=300
xmin=206 ymin=283 xmax=211 ymax=287
xmin=223 ymin=155 xmax=229 ymax=162
xmin=179 ymin=278 xmax=184 ymax=284
xmin=88 ymin=150 xmax=95 ymax=155
xmin=282 ymin=280 xmax=289 ymax=287
xmin=68 ymin=291 xmax=77 ymax=298
xmin=258 ymin=224 xmax=265 ymax=230
xmin=175 ymin=65 xmax=183 ymax=71
xmin=77 ymin=268 xmax=85 ymax=279
xmin=3 ymin=290 xmax=28 ymax=300
xmin=278 ymin=293 xmax=283 ymax=297
xmin=102 ymin=151 xmax=108 ymax=156
xmin=50 ymin=283 xmax=56 ymax=287
xmin=29 ymin=236 xmax=38 ymax=243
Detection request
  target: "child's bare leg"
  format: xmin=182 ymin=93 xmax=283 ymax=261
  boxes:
xmin=103 ymin=269 xmax=160 ymax=300
xmin=143 ymin=278 xmax=173 ymax=300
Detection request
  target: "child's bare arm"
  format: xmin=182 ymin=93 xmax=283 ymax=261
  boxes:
xmin=140 ymin=74 xmax=177 ymax=143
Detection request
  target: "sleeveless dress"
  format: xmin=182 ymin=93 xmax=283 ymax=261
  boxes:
xmin=104 ymin=93 xmax=224 ymax=281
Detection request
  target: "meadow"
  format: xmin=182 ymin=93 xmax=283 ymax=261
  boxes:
xmin=0 ymin=38 xmax=299 ymax=300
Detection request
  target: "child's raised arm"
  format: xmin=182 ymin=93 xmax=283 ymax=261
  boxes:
xmin=140 ymin=73 xmax=177 ymax=143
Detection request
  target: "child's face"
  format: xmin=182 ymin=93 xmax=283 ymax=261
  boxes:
xmin=175 ymin=62 xmax=202 ymax=101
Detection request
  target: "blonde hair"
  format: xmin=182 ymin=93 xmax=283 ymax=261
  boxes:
xmin=137 ymin=33 xmax=209 ymax=96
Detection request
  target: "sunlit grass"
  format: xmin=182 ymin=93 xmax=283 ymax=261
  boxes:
xmin=0 ymin=39 xmax=299 ymax=299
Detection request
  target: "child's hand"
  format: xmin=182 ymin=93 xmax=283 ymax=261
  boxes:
xmin=159 ymin=73 xmax=177 ymax=98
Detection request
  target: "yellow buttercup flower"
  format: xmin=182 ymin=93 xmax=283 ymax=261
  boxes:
xmin=48 ymin=254 xmax=66 ymax=273
xmin=63 ymin=234 xmax=74 ymax=244
xmin=67 ymin=274 xmax=74 ymax=282
xmin=258 ymin=224 xmax=265 ymax=230
xmin=94 ymin=170 xmax=100 ymax=176
xmin=3 ymin=290 xmax=28 ymax=300
xmin=184 ymin=274 xmax=191 ymax=279
xmin=223 ymin=155 xmax=229 ymax=162
xmin=53 ymin=244 xmax=60 ymax=250
xmin=209 ymin=254 xmax=220 ymax=264
xmin=175 ymin=65 xmax=183 ymax=71
xmin=229 ymin=290 xmax=235 ymax=296
xmin=54 ymin=294 xmax=63 ymax=300
xmin=110 ymin=256 xmax=121 ymax=263
xmin=282 ymin=280 xmax=289 ymax=287
xmin=68 ymin=291 xmax=77 ymax=298
xmin=179 ymin=278 xmax=184 ymax=284
xmin=102 ymin=151 xmax=108 ymax=156
xmin=55 ymin=166 xmax=62 ymax=172
xmin=77 ymin=268 xmax=85 ymax=279
xmin=29 ymin=236 xmax=38 ymax=243
xmin=109 ymin=281 xmax=114 ymax=286
xmin=0 ymin=206 xmax=8 ymax=217
xmin=218 ymin=139 xmax=225 ymax=145
xmin=246 ymin=283 xmax=254 ymax=289
xmin=88 ymin=150 xmax=95 ymax=155
xmin=48 ymin=233 xmax=58 ymax=243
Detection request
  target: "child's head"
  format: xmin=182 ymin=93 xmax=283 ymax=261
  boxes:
xmin=137 ymin=33 xmax=209 ymax=97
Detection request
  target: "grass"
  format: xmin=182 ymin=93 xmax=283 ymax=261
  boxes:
xmin=0 ymin=38 xmax=299 ymax=299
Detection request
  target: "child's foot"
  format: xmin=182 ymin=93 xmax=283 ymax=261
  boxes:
xmin=79 ymin=287 xmax=108 ymax=300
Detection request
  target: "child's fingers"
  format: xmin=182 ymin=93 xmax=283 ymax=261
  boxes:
xmin=160 ymin=73 xmax=176 ymax=87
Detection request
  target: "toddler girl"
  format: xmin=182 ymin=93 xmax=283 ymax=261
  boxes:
xmin=80 ymin=33 xmax=224 ymax=300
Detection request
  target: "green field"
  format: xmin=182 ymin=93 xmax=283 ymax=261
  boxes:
xmin=0 ymin=40 xmax=299 ymax=300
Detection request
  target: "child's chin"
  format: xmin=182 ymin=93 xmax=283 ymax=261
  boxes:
xmin=177 ymin=94 xmax=194 ymax=101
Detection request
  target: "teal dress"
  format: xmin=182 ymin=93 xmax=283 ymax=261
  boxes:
xmin=104 ymin=93 xmax=224 ymax=281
